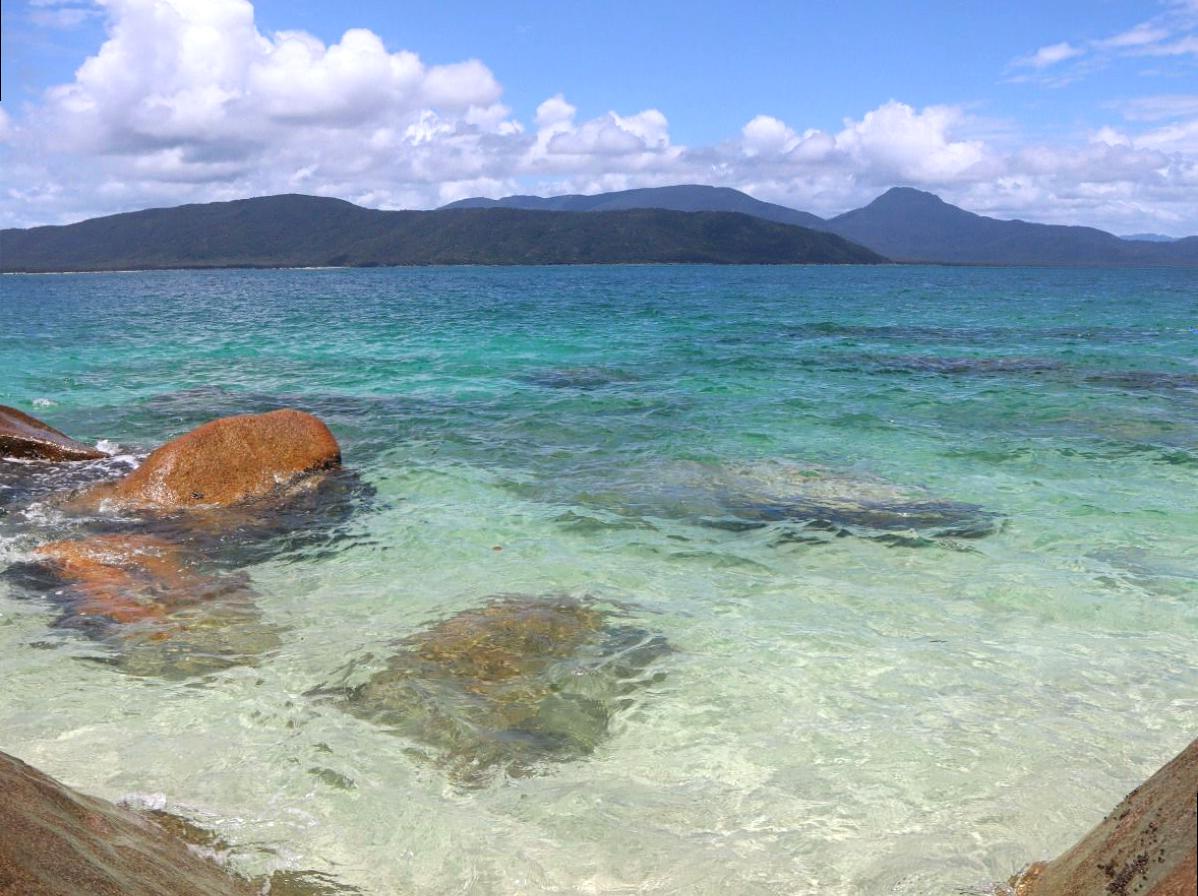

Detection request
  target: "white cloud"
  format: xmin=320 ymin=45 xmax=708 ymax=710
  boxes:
xmin=1135 ymin=34 xmax=1198 ymax=55
xmin=535 ymin=95 xmax=576 ymax=129
xmin=30 ymin=5 xmax=99 ymax=28
xmin=1114 ymin=94 xmax=1198 ymax=121
xmin=1 ymin=0 xmax=1197 ymax=235
xmin=1094 ymin=23 xmax=1172 ymax=49
xmin=1012 ymin=1 xmax=1198 ymax=79
xmin=1015 ymin=42 xmax=1084 ymax=69
xmin=741 ymin=115 xmax=798 ymax=156
xmin=833 ymin=102 xmax=989 ymax=182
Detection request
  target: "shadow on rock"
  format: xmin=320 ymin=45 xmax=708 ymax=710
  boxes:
xmin=313 ymin=595 xmax=670 ymax=787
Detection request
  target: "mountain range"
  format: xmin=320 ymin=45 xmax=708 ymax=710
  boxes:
xmin=445 ymin=185 xmax=1198 ymax=267
xmin=0 ymin=195 xmax=881 ymax=273
xmin=3 ymin=186 xmax=1196 ymax=273
xmin=443 ymin=184 xmax=828 ymax=230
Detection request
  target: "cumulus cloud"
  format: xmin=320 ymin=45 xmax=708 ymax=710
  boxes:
xmin=2 ymin=0 xmax=1198 ymax=235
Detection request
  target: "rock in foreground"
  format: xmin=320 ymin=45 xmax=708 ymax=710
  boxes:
xmin=0 ymin=405 xmax=105 ymax=462
xmin=1012 ymin=737 xmax=1197 ymax=896
xmin=84 ymin=408 xmax=340 ymax=510
xmin=0 ymin=750 xmax=255 ymax=896
xmin=325 ymin=596 xmax=669 ymax=785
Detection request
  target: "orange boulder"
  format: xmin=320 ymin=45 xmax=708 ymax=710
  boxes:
xmin=85 ymin=408 xmax=340 ymax=510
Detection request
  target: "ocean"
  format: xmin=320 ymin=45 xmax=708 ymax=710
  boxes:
xmin=1 ymin=264 xmax=1195 ymax=894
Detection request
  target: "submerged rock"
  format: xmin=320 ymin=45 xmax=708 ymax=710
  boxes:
xmin=551 ymin=459 xmax=1000 ymax=542
xmin=1010 ymin=737 xmax=1197 ymax=896
xmin=711 ymin=462 xmax=996 ymax=537
xmin=81 ymin=409 xmax=340 ymax=511
xmin=322 ymin=596 xmax=669 ymax=785
xmin=34 ymin=535 xmax=201 ymax=625
xmin=0 ymin=405 xmax=106 ymax=462
xmin=21 ymin=534 xmax=281 ymax=678
xmin=1085 ymin=369 xmax=1198 ymax=396
xmin=0 ymin=750 xmax=256 ymax=896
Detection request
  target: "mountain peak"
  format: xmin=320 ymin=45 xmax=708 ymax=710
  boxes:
xmin=870 ymin=186 xmax=948 ymax=208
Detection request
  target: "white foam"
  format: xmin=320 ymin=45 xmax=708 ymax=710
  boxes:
xmin=118 ymin=791 xmax=167 ymax=812
xmin=32 ymin=398 xmax=56 ymax=408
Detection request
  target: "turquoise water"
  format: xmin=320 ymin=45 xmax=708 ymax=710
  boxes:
xmin=1 ymin=265 xmax=1196 ymax=894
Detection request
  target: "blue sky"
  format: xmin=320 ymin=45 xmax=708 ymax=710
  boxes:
xmin=2 ymin=1 xmax=1197 ymax=232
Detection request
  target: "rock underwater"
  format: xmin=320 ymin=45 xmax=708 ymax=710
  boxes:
xmin=317 ymin=595 xmax=670 ymax=786
xmin=1009 ymin=736 xmax=1197 ymax=896
xmin=18 ymin=534 xmax=281 ymax=679
xmin=542 ymin=458 xmax=1000 ymax=544
xmin=0 ymin=404 xmax=106 ymax=462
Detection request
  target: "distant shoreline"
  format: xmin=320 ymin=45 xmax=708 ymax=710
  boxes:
xmin=8 ymin=259 xmax=1198 ymax=275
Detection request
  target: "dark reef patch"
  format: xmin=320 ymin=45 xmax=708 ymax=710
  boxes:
xmin=520 ymin=366 xmax=639 ymax=390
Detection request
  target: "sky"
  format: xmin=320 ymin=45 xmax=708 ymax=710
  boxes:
xmin=1 ymin=0 xmax=1197 ymax=234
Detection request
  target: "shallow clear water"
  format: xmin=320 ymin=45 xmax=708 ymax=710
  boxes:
xmin=1 ymin=265 xmax=1196 ymax=895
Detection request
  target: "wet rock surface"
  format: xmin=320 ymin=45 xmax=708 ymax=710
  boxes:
xmin=0 ymin=750 xmax=361 ymax=896
xmin=0 ymin=750 xmax=256 ymax=896
xmin=1010 ymin=737 xmax=1198 ymax=896
xmin=321 ymin=596 xmax=670 ymax=786
xmin=81 ymin=408 xmax=341 ymax=511
xmin=0 ymin=405 xmax=106 ymax=462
